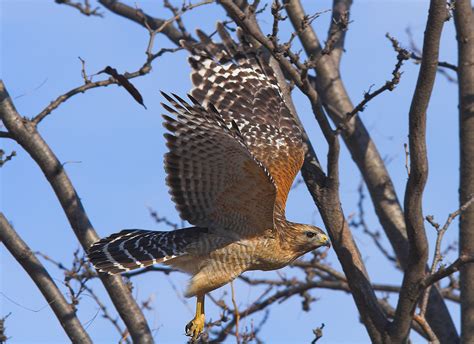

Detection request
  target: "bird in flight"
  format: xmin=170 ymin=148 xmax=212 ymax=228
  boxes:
xmin=88 ymin=23 xmax=330 ymax=340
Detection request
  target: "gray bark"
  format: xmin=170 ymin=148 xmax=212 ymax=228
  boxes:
xmin=454 ymin=1 xmax=474 ymax=342
xmin=0 ymin=81 xmax=154 ymax=344
xmin=0 ymin=213 xmax=92 ymax=344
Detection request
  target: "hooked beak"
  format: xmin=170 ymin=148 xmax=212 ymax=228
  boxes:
xmin=319 ymin=233 xmax=331 ymax=248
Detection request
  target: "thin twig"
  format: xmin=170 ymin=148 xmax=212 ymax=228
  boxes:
xmin=404 ymin=27 xmax=458 ymax=72
xmin=37 ymin=249 xmax=132 ymax=343
xmin=419 ymin=195 xmax=474 ymax=316
xmin=388 ymin=30 xmax=457 ymax=83
xmin=0 ymin=313 xmax=11 ymax=344
xmin=0 ymin=150 xmax=16 ymax=167
xmin=423 ymin=254 xmax=474 ymax=288
xmin=311 ymin=323 xmax=325 ymax=343
xmin=147 ymin=207 xmax=179 ymax=230
xmin=230 ymin=281 xmax=240 ymax=344
xmin=349 ymin=180 xmax=398 ymax=265
xmin=55 ymin=0 xmax=103 ymax=17
xmin=84 ymin=285 xmax=131 ymax=343
xmin=336 ymin=35 xmax=410 ymax=134
xmin=78 ymin=57 xmax=91 ymax=84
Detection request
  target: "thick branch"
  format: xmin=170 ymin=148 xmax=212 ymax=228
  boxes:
xmin=454 ymin=0 xmax=474 ymax=341
xmin=0 ymin=213 xmax=92 ymax=343
xmin=0 ymin=81 xmax=153 ymax=344
xmin=389 ymin=1 xmax=447 ymax=341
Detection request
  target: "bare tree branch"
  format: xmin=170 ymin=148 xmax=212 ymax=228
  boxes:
xmin=389 ymin=2 xmax=448 ymax=341
xmin=0 ymin=213 xmax=92 ymax=343
xmin=0 ymin=150 xmax=16 ymax=167
xmin=387 ymin=29 xmax=457 ymax=83
xmin=423 ymin=255 xmax=474 ymax=288
xmin=335 ymin=40 xmax=410 ymax=133
xmin=350 ymin=180 xmax=398 ymax=265
xmin=421 ymin=195 xmax=474 ymax=316
xmin=35 ymin=250 xmax=133 ymax=343
xmin=0 ymin=81 xmax=153 ymax=343
xmin=0 ymin=312 xmax=11 ymax=344
xmin=55 ymin=0 xmax=103 ymax=17
xmin=454 ymin=1 xmax=474 ymax=339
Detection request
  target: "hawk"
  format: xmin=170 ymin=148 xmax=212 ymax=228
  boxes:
xmin=88 ymin=23 xmax=330 ymax=340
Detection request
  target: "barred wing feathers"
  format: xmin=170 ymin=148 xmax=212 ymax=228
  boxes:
xmin=182 ymin=24 xmax=305 ymax=212
xmin=88 ymin=227 xmax=206 ymax=274
xmin=162 ymin=92 xmax=276 ymax=237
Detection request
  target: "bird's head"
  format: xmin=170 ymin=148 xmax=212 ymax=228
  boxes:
xmin=289 ymin=223 xmax=331 ymax=254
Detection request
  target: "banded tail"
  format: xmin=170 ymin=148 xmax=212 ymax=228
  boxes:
xmin=88 ymin=227 xmax=207 ymax=274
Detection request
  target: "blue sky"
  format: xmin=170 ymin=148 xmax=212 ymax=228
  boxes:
xmin=1 ymin=0 xmax=462 ymax=343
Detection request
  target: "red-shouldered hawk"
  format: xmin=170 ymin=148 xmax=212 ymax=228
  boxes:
xmin=88 ymin=23 xmax=330 ymax=340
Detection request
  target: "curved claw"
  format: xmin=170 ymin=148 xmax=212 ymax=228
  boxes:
xmin=185 ymin=313 xmax=205 ymax=340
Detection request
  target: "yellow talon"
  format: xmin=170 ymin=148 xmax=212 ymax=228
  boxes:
xmin=185 ymin=294 xmax=205 ymax=340
xmin=185 ymin=313 xmax=205 ymax=339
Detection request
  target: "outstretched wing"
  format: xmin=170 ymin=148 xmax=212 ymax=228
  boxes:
xmin=182 ymin=24 xmax=305 ymax=214
xmin=161 ymin=92 xmax=276 ymax=237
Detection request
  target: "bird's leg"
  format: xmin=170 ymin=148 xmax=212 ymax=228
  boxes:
xmin=185 ymin=293 xmax=205 ymax=340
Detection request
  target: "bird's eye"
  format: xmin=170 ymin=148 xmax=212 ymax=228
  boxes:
xmin=305 ymin=231 xmax=316 ymax=238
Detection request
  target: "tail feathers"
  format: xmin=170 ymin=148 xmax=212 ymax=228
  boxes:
xmin=88 ymin=227 xmax=207 ymax=274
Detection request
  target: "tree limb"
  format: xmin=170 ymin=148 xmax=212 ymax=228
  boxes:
xmin=0 ymin=213 xmax=92 ymax=343
xmin=388 ymin=1 xmax=448 ymax=341
xmin=454 ymin=0 xmax=474 ymax=339
xmin=0 ymin=81 xmax=153 ymax=344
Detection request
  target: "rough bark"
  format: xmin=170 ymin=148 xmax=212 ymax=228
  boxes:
xmin=327 ymin=0 xmax=353 ymax=67
xmin=0 ymin=81 xmax=154 ymax=344
xmin=0 ymin=213 xmax=92 ymax=344
xmin=454 ymin=1 xmax=474 ymax=342
xmin=388 ymin=1 xmax=447 ymax=341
